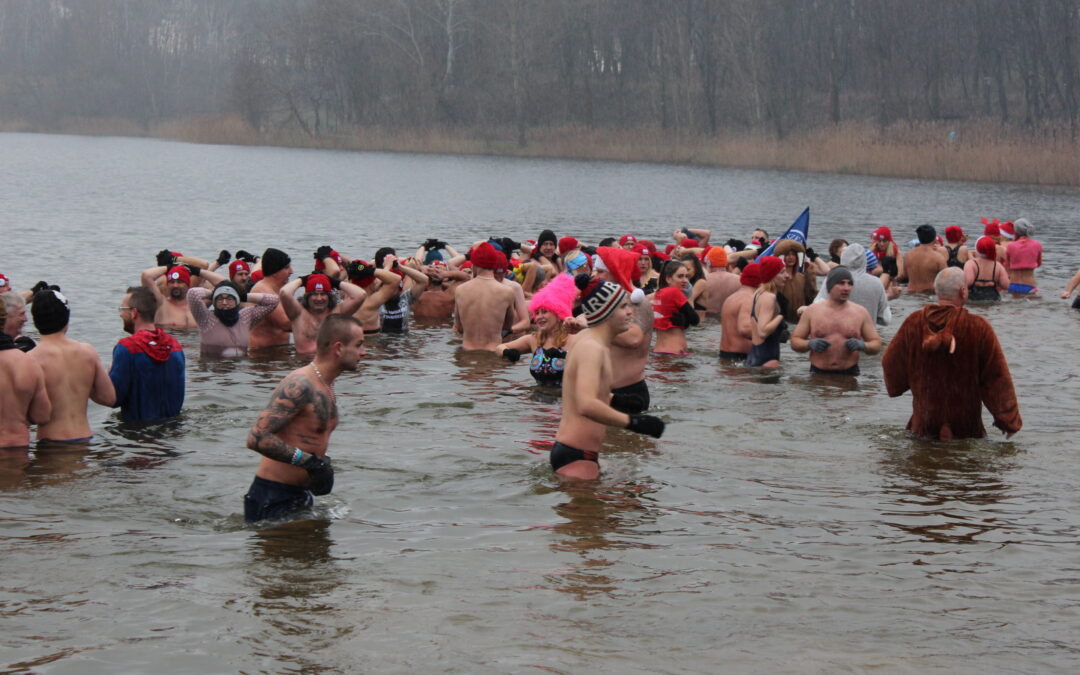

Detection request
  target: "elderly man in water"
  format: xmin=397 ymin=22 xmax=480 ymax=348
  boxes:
xmin=882 ymin=267 xmax=1021 ymax=440
xmin=791 ymin=266 xmax=881 ymax=376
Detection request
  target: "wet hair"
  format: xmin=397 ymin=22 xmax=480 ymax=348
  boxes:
xmin=316 ymin=314 xmax=362 ymax=354
xmin=828 ymin=238 xmax=849 ymax=260
xmin=597 ymin=237 xmax=616 ymax=248
xmin=916 ymin=224 xmax=937 ymax=245
xmin=934 ymin=267 xmax=966 ymax=299
xmin=126 ymin=286 xmax=158 ymax=318
xmin=658 ymin=260 xmax=688 ymax=289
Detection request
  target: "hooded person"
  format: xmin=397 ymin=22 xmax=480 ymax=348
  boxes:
xmin=770 ymin=240 xmax=814 ymax=322
xmin=883 ymin=268 xmax=1022 ymax=440
xmin=812 ymin=243 xmax=891 ymax=325
xmin=187 ymin=277 xmax=280 ymax=357
xmin=870 ymin=226 xmax=901 ymax=278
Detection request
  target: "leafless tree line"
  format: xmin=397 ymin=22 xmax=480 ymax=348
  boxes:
xmin=1 ymin=0 xmax=1077 ymax=140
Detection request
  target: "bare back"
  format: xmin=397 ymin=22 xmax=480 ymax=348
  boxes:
xmin=0 ymin=350 xmax=50 ymax=447
xmin=454 ymin=277 xmax=516 ymax=350
xmin=30 ymin=335 xmax=114 ymax=441
xmin=412 ymin=285 xmax=456 ymax=319
xmin=704 ymin=270 xmax=741 ymax=315
xmin=610 ymin=299 xmax=653 ymax=388
xmin=719 ymin=286 xmax=754 ymax=354
xmin=904 ymin=246 xmax=946 ymax=293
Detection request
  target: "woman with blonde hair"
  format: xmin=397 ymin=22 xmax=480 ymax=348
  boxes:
xmin=497 ymin=273 xmax=578 ymax=387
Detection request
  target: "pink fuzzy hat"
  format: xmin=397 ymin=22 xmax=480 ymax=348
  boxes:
xmin=528 ymin=273 xmax=578 ymax=320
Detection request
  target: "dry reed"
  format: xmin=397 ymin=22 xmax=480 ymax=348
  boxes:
xmin=5 ymin=114 xmax=1078 ymax=187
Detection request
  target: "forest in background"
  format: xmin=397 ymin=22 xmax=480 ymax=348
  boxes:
xmin=1 ymin=0 xmax=1078 ymax=185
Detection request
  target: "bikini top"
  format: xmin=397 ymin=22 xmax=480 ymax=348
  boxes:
xmin=529 ymin=346 xmax=567 ymax=386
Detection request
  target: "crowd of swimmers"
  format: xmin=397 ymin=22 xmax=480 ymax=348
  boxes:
xmin=0 ymin=216 xmax=1054 ymax=521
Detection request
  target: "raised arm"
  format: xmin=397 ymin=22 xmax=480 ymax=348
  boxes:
xmin=140 ymin=266 xmax=167 ymax=303
xmin=279 ymin=277 xmax=304 ymax=321
xmin=335 ymin=280 xmax=368 ymax=316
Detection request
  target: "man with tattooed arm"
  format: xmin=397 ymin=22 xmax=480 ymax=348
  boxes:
xmin=243 ymin=314 xmax=365 ymax=523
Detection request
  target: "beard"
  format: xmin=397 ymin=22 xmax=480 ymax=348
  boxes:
xmin=122 ymin=316 xmax=135 ymax=334
xmin=170 ymin=286 xmax=186 ymax=300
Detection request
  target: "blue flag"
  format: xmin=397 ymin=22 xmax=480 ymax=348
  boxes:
xmin=756 ymin=208 xmax=810 ymax=261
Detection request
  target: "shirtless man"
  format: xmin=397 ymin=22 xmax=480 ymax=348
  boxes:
xmin=279 ymin=273 xmax=367 ymax=354
xmin=453 ymin=242 xmax=517 ymax=351
xmin=903 ymin=224 xmax=946 ymax=293
xmin=28 ymin=290 xmax=116 ymax=442
xmin=791 ymin=267 xmax=881 ymax=376
xmin=702 ymin=246 xmax=740 ymax=316
xmin=248 ymin=247 xmax=294 ymax=349
xmin=551 ymin=277 xmax=665 ymax=480
xmin=244 ymin=314 xmax=365 ymax=523
xmin=0 ymin=299 xmax=51 ymax=447
xmin=412 ymin=262 xmax=468 ymax=319
xmin=140 ymin=263 xmax=200 ymax=329
xmin=349 ymin=261 xmax=411 ymax=336
xmin=718 ymin=265 xmax=758 ymax=361
xmin=592 ymin=247 xmax=652 ymax=412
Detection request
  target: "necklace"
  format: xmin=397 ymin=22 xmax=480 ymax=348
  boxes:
xmin=310 ymin=361 xmax=335 ymax=401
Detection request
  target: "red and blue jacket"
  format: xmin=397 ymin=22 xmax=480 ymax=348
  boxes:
xmin=109 ymin=328 xmax=185 ymax=422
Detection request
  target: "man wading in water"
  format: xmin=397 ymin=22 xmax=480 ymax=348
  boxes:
xmin=244 ymin=315 xmax=365 ymax=523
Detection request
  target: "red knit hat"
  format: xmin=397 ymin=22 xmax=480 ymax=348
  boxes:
xmin=872 ymin=226 xmax=893 ymax=242
xmin=640 ymin=239 xmax=658 ymax=255
xmin=166 ymin=265 xmax=191 ymax=285
xmin=314 ymin=249 xmax=344 ymax=271
xmin=944 ymin=226 xmax=963 ymax=244
xmin=975 ymin=236 xmax=997 ymax=260
xmin=228 ymin=260 xmax=250 ymax=279
xmin=250 ymin=269 xmax=264 ymax=283
xmin=305 ymin=274 xmax=332 ymax=293
xmin=471 ymin=242 xmax=504 ymax=270
xmin=758 ymin=256 xmax=785 ymax=284
xmin=558 ymin=236 xmax=579 ymax=256
xmin=618 ymin=234 xmax=637 ymax=247
xmin=740 ymin=262 xmax=762 ymax=287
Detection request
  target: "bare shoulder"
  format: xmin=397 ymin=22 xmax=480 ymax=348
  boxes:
xmin=267 ymin=370 xmax=314 ymax=407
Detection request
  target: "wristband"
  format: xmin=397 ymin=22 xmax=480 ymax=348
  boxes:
xmin=290 ymin=448 xmax=304 ymax=465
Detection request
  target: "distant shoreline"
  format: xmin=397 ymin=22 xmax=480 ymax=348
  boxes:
xmin=4 ymin=115 xmax=1078 ymax=188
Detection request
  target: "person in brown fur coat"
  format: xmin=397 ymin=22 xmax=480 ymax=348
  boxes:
xmin=883 ymin=268 xmax=1021 ymax=440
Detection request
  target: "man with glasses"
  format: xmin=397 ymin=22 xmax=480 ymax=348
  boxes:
xmin=109 ymin=286 xmax=185 ymax=422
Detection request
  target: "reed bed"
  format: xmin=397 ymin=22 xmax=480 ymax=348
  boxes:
xmin=7 ymin=114 xmax=1078 ymax=187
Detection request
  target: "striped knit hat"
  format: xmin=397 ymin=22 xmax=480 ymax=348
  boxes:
xmin=575 ymin=274 xmax=628 ymax=327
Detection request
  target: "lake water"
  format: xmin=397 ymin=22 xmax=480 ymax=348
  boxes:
xmin=2 ymin=132 xmax=1080 ymax=673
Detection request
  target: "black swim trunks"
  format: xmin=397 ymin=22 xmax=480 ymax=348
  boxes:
xmin=549 ymin=441 xmax=599 ymax=472
xmin=718 ymin=350 xmax=748 ymax=361
xmin=810 ymin=363 xmax=861 ymax=376
xmin=611 ymin=380 xmax=649 ymax=412
xmin=244 ymin=476 xmax=314 ymax=523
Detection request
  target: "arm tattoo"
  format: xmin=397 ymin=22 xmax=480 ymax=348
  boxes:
xmin=246 ymin=373 xmax=312 ymax=463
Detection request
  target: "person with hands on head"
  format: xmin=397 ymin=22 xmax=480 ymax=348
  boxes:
xmin=417 ymin=239 xmax=459 ymax=265
xmin=314 ymin=246 xmax=348 ymax=281
xmin=791 ymin=266 xmax=881 ymax=376
xmin=186 ymin=268 xmax=280 ymax=357
xmin=248 ymin=247 xmax=293 ymax=349
xmin=244 ymin=314 xmax=365 ymax=523
xmin=348 ymin=260 xmax=412 ymax=336
xmin=374 ymin=251 xmax=429 ymax=333
xmin=453 ymin=242 xmax=518 ymax=351
xmin=141 ymin=260 xmax=202 ymax=330
xmin=279 ymin=272 xmax=367 ymax=354
xmin=551 ymin=275 xmax=665 ymax=481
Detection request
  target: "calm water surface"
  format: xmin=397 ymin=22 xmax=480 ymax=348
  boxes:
xmin=2 ymin=133 xmax=1079 ymax=673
